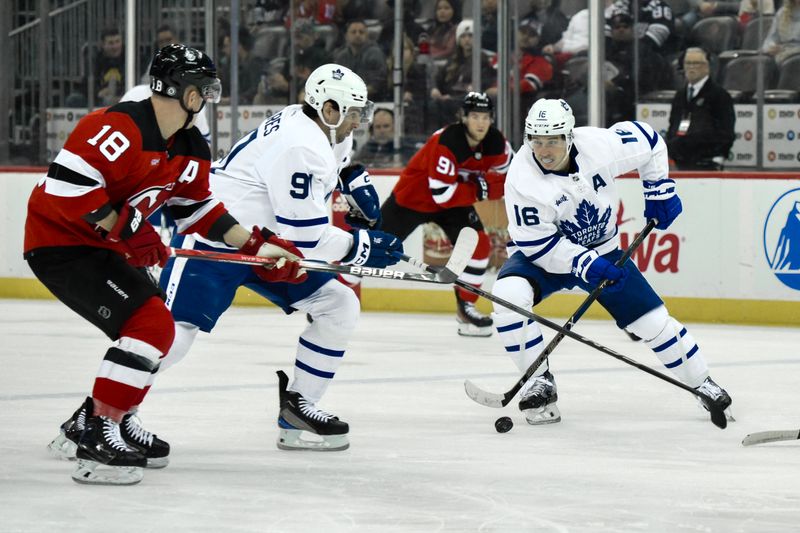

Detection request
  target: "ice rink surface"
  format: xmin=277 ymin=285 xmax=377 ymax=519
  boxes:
xmin=1 ymin=299 xmax=798 ymax=533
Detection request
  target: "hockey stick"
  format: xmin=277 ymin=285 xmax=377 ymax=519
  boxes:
xmin=742 ymin=429 xmax=800 ymax=446
xmin=398 ymin=223 xmax=728 ymax=430
xmin=171 ymin=227 xmax=479 ymax=286
xmin=463 ymin=219 xmax=657 ymax=408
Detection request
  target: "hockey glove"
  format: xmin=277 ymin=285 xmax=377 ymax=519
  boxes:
xmin=585 ymin=256 xmax=629 ymax=293
xmin=339 ymin=165 xmax=382 ymax=229
xmin=342 ymin=229 xmax=403 ymax=268
xmin=239 ymin=226 xmax=308 ymax=284
xmin=643 ymin=178 xmax=682 ymax=230
xmin=105 ymin=203 xmax=170 ymax=268
xmin=459 ymin=170 xmax=489 ymax=202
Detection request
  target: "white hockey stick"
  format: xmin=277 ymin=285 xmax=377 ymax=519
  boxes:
xmin=742 ymin=429 xmax=800 ymax=446
xmin=171 ymin=227 xmax=479 ymax=285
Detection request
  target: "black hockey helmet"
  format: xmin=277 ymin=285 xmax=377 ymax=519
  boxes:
xmin=149 ymin=44 xmax=221 ymax=104
xmin=462 ymin=91 xmax=493 ymax=116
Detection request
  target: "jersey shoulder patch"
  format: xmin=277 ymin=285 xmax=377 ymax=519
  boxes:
xmin=105 ymin=100 xmax=165 ymax=152
xmin=481 ymin=127 xmax=508 ymax=156
xmin=438 ymin=124 xmax=473 ymax=162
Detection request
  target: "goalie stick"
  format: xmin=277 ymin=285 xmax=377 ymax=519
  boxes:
xmin=397 ymin=221 xmax=727 ymax=430
xmin=742 ymin=429 xmax=800 ymax=446
xmin=171 ymin=227 xmax=478 ymax=286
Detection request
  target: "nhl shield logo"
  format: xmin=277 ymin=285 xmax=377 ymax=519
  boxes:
xmin=763 ymin=187 xmax=800 ymax=290
xmin=332 ymin=68 xmax=344 ymax=80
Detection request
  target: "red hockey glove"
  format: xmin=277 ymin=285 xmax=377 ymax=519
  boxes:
xmin=105 ymin=204 xmax=170 ymax=268
xmin=239 ymin=226 xmax=308 ymax=284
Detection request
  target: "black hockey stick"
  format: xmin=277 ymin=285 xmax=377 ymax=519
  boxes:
xmin=742 ymin=429 xmax=800 ymax=446
xmin=464 ymin=219 xmax=657 ymax=408
xmin=172 ymin=227 xmax=479 ymax=285
xmin=398 ymin=223 xmax=728 ymax=430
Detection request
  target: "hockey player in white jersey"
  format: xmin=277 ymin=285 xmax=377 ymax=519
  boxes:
xmin=494 ymin=98 xmax=732 ymax=425
xmin=158 ymin=64 xmax=402 ymax=451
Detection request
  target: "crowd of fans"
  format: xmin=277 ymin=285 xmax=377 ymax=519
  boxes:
xmin=18 ymin=0 xmax=800 ymax=167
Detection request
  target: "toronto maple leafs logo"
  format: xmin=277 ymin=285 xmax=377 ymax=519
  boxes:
xmin=558 ymin=200 xmax=612 ymax=246
xmin=332 ymin=68 xmax=344 ymax=80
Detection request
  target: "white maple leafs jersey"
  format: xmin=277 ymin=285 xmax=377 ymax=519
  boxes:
xmin=201 ymin=104 xmax=354 ymax=262
xmin=505 ymin=120 xmax=669 ymax=280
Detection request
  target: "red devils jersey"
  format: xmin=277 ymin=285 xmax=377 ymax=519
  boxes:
xmin=392 ymin=123 xmax=512 ymax=213
xmin=25 ymin=100 xmax=228 ymax=253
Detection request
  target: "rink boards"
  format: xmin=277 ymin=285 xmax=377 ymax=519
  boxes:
xmin=1 ymin=169 xmax=798 ymax=326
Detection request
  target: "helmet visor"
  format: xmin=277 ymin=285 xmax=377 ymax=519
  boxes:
xmin=345 ymin=100 xmax=375 ymax=124
xmin=199 ymin=78 xmax=222 ymax=104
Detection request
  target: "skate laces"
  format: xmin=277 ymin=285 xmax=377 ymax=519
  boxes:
xmin=102 ymin=418 xmax=131 ymax=452
xmin=124 ymin=414 xmax=154 ymax=447
xmin=298 ymin=397 xmax=335 ymax=422
xmin=522 ymin=373 xmax=553 ymax=400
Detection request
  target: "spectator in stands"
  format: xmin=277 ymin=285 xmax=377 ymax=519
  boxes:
xmin=253 ymin=22 xmax=331 ymax=106
xmin=395 ymin=33 xmax=429 ymax=135
xmin=95 ymin=27 xmax=126 ymax=106
xmin=680 ymin=1 xmax=740 ymax=35
xmin=761 ymin=0 xmax=800 ymax=64
xmin=140 ymin=24 xmax=179 ymax=83
xmin=219 ymin=26 xmax=267 ymax=104
xmin=249 ymin=0 xmax=289 ymax=26
xmin=605 ymin=11 xmax=672 ymax=125
xmin=429 ymin=0 xmax=461 ymax=59
xmin=607 ymin=0 xmax=676 ymax=52
xmin=289 ymin=0 xmax=338 ymax=26
xmin=666 ymin=47 xmax=735 ymax=170
xmin=486 ymin=20 xmax=553 ymax=112
xmin=520 ymin=0 xmax=568 ymax=49
xmin=333 ymin=19 xmax=388 ymax=99
xmin=542 ymin=4 xmax=595 ymax=67
xmin=430 ymin=19 xmax=495 ymax=127
xmin=356 ymin=108 xmax=417 ymax=168
xmin=480 ymin=0 xmax=498 ymax=53
xmin=379 ymin=0 xmax=426 ymax=54
xmin=738 ymin=0 xmax=775 ymax=29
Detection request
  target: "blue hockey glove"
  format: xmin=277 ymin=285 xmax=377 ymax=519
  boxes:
xmin=342 ymin=229 xmax=403 ymax=268
xmin=643 ymin=178 xmax=683 ymax=230
xmin=339 ymin=165 xmax=382 ymax=229
xmin=585 ymin=256 xmax=629 ymax=293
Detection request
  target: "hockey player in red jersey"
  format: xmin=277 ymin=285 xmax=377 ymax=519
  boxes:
xmin=25 ymin=44 xmax=304 ymax=485
xmin=380 ymin=92 xmax=512 ymax=336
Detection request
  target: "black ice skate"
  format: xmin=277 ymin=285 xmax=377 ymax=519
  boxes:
xmin=276 ymin=370 xmax=349 ymax=451
xmin=71 ymin=399 xmax=146 ymax=485
xmin=695 ymin=376 xmax=735 ymax=422
xmin=519 ymin=370 xmax=561 ymax=425
xmin=47 ymin=398 xmax=88 ymax=460
xmin=120 ymin=410 xmax=170 ymax=468
xmin=455 ymin=289 xmax=493 ymax=337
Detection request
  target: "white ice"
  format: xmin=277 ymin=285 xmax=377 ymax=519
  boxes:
xmin=1 ymin=299 xmax=799 ymax=533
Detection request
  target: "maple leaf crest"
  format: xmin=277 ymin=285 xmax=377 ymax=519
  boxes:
xmin=558 ymin=200 xmax=612 ymax=245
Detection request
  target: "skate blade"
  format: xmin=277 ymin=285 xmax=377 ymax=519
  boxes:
xmin=277 ymin=429 xmax=350 ymax=452
xmin=457 ymin=322 xmax=493 ymax=337
xmin=523 ymin=403 xmax=561 ymax=425
xmin=724 ymin=408 xmax=735 ymax=422
xmin=47 ymin=432 xmax=77 ymax=461
xmin=145 ymin=457 xmax=169 ymax=469
xmin=71 ymin=459 xmax=144 ymax=486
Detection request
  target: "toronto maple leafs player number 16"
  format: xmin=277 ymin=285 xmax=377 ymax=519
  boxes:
xmin=493 ymin=98 xmax=733 ymax=426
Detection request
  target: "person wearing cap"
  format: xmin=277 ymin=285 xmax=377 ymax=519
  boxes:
xmin=431 ymin=19 xmax=496 ymax=126
xmin=380 ymin=92 xmax=512 ymax=337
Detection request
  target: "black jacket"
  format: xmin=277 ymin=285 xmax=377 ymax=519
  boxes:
xmin=667 ymin=77 xmax=735 ymax=165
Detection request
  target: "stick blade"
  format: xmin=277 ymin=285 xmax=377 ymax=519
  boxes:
xmin=441 ymin=228 xmax=479 ymax=280
xmin=464 ymin=379 xmax=507 ymax=408
xmin=742 ymin=430 xmax=800 ymax=446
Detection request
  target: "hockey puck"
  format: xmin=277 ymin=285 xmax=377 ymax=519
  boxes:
xmin=494 ymin=416 xmax=513 ymax=433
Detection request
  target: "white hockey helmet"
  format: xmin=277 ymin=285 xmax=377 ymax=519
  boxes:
xmin=304 ymin=63 xmax=374 ymax=130
xmin=524 ymin=98 xmax=575 ymax=153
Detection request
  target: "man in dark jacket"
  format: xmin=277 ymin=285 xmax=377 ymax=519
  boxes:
xmin=667 ymin=47 xmax=735 ymax=170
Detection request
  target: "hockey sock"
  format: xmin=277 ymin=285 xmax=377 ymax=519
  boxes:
xmin=455 ymin=231 xmax=490 ymax=303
